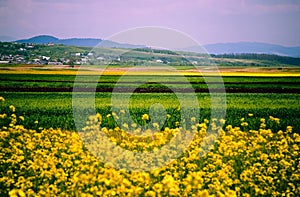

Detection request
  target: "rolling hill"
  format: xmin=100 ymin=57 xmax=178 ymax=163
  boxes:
xmin=185 ymin=42 xmax=300 ymax=58
xmin=14 ymin=35 xmax=300 ymax=57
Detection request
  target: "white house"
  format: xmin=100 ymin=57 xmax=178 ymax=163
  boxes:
xmin=97 ymin=57 xmax=105 ymax=60
xmin=42 ymin=56 xmax=50 ymax=61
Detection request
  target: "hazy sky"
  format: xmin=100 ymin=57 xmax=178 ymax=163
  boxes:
xmin=0 ymin=0 xmax=300 ymax=46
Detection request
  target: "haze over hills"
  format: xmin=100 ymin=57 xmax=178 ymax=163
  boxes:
xmin=7 ymin=35 xmax=300 ymax=57
xmin=185 ymin=42 xmax=300 ymax=58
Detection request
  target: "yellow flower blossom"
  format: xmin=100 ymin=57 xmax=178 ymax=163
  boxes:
xmin=19 ymin=116 xmax=24 ymax=121
xmin=142 ymin=113 xmax=149 ymax=121
xmin=0 ymin=96 xmax=5 ymax=102
xmin=241 ymin=122 xmax=248 ymax=127
xmin=9 ymin=105 xmax=15 ymax=112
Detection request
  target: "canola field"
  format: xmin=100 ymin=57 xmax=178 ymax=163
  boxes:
xmin=0 ymin=97 xmax=300 ymax=196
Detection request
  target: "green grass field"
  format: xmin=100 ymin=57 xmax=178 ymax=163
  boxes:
xmin=0 ymin=92 xmax=299 ymax=132
xmin=1 ymin=73 xmax=300 ymax=90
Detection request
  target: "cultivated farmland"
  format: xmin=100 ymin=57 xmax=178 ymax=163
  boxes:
xmin=1 ymin=56 xmax=300 ymax=196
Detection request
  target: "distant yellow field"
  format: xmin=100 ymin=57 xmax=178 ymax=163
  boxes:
xmin=0 ymin=66 xmax=300 ymax=77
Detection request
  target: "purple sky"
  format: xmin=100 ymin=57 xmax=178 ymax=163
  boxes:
xmin=1 ymin=0 xmax=300 ymax=46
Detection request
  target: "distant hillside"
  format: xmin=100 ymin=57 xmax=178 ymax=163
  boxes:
xmin=16 ymin=35 xmax=144 ymax=48
xmin=15 ymin=35 xmax=300 ymax=58
xmin=198 ymin=42 xmax=300 ymax=58
xmin=16 ymin=35 xmax=60 ymax=44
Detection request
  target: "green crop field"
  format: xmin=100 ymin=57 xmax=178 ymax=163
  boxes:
xmin=0 ymin=91 xmax=299 ymax=132
xmin=1 ymin=73 xmax=300 ymax=90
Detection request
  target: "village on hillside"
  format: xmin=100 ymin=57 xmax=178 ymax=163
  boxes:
xmin=0 ymin=42 xmax=98 ymax=66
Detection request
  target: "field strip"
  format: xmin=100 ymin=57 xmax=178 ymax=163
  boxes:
xmin=1 ymin=77 xmax=300 ymax=84
xmin=1 ymin=87 xmax=300 ymax=93
xmin=1 ymin=69 xmax=300 ymax=77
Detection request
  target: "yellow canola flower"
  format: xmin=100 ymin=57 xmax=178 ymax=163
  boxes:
xmin=0 ymin=113 xmax=7 ymax=119
xmin=0 ymin=96 xmax=5 ymax=102
xmin=122 ymin=123 xmax=129 ymax=129
xmin=9 ymin=189 xmax=26 ymax=197
xmin=19 ymin=116 xmax=25 ymax=121
xmin=286 ymin=126 xmax=293 ymax=133
xmin=9 ymin=105 xmax=15 ymax=112
xmin=131 ymin=123 xmax=137 ymax=128
xmin=142 ymin=113 xmax=149 ymax=121
xmin=241 ymin=122 xmax=248 ymax=127
xmin=219 ymin=119 xmax=226 ymax=125
xmin=144 ymin=190 xmax=156 ymax=197
xmin=152 ymin=122 xmax=159 ymax=130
